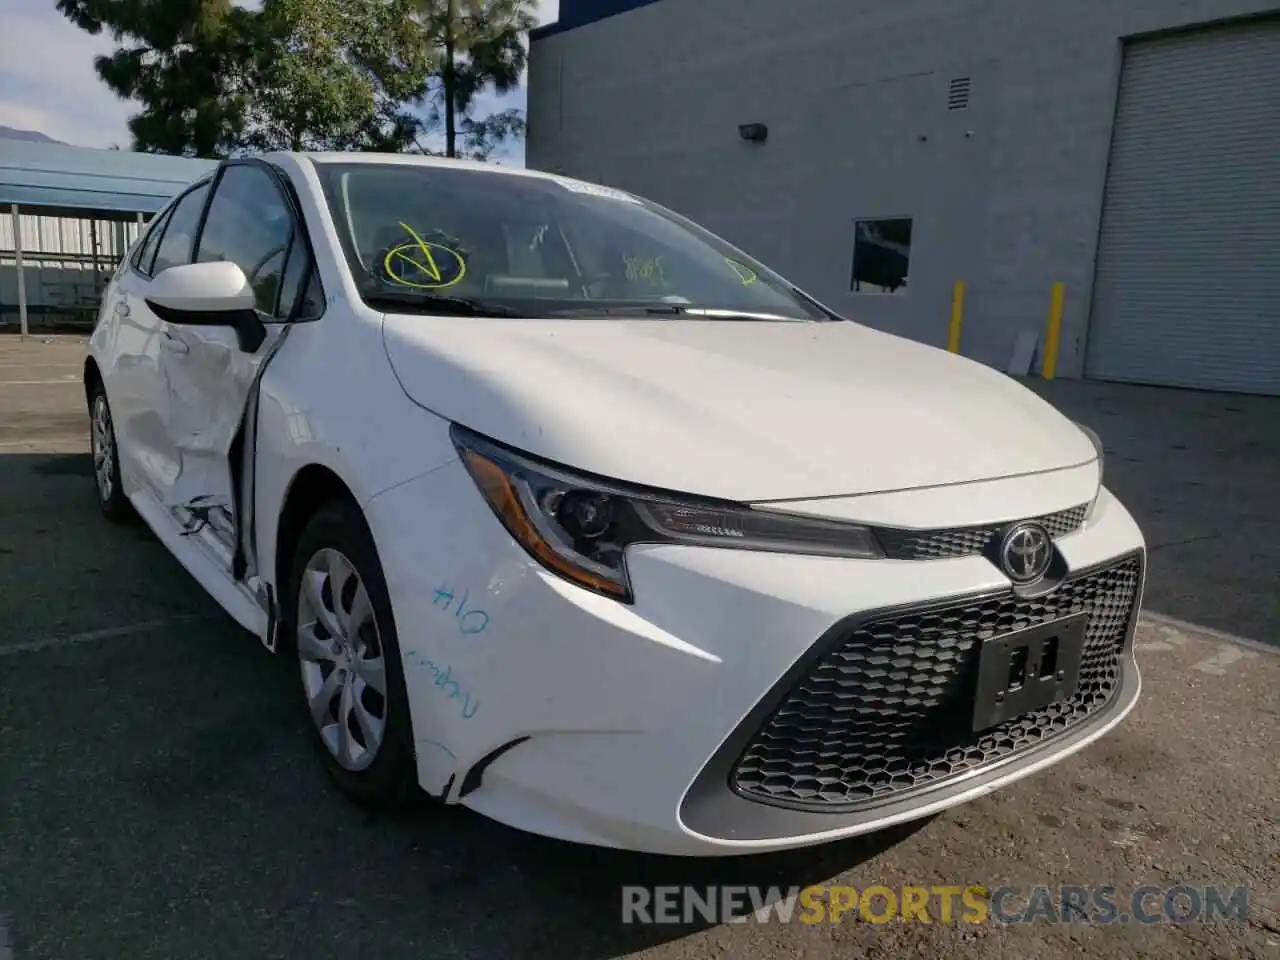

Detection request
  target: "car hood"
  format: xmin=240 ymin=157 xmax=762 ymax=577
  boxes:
xmin=381 ymin=315 xmax=1097 ymax=503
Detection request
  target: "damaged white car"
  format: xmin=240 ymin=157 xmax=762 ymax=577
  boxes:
xmin=85 ymin=154 xmax=1146 ymax=856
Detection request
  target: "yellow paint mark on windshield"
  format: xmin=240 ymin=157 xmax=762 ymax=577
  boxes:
xmin=726 ymin=258 xmax=757 ymax=285
xmin=384 ymin=221 xmax=467 ymax=290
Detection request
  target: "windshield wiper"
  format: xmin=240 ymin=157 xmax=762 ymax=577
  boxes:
xmin=544 ymin=304 xmax=686 ymax=317
xmin=362 ymin=291 xmax=520 ymax=318
xmin=544 ymin=304 xmax=811 ymax=321
xmin=680 ymin=307 xmax=809 ymax=321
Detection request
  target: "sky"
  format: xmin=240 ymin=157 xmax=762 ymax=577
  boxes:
xmin=0 ymin=0 xmax=559 ymax=164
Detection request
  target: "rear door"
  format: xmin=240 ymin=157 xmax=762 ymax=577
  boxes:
xmin=156 ymin=160 xmax=320 ymax=570
xmin=110 ymin=181 xmax=213 ymax=502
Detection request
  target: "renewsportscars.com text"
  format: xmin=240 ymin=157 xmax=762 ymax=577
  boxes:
xmin=621 ymin=884 xmax=1250 ymax=926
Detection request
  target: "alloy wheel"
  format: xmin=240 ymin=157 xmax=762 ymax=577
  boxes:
xmin=91 ymin=394 xmax=115 ymax=503
xmin=296 ymin=547 xmax=389 ymax=772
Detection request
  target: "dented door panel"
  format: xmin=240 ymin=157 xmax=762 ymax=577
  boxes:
xmin=159 ymin=320 xmax=283 ymax=542
xmin=110 ymin=267 xmax=173 ymax=499
xmin=154 ymin=158 xmax=311 ymax=575
xmin=113 ymin=180 xmax=213 ymax=503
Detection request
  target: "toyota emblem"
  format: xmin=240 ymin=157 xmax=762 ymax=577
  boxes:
xmin=999 ymin=523 xmax=1053 ymax=583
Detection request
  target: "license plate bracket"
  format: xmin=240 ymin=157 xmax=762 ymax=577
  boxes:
xmin=972 ymin=612 xmax=1089 ymax=732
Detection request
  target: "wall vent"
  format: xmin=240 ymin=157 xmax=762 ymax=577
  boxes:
xmin=948 ymin=76 xmax=972 ymax=110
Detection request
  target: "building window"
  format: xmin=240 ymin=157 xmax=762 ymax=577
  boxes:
xmin=851 ymin=218 xmax=912 ymax=294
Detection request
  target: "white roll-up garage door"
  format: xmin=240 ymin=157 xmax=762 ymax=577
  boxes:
xmin=1085 ymin=18 xmax=1280 ymax=395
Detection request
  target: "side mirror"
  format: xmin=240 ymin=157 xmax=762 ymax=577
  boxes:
xmin=145 ymin=261 xmax=266 ymax=352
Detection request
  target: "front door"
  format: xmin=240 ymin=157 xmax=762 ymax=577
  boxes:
xmin=155 ymin=160 xmax=314 ymax=569
xmin=159 ymin=314 xmax=282 ymax=558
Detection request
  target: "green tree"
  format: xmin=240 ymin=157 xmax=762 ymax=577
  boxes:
xmin=59 ymin=0 xmax=537 ymax=159
xmin=459 ymin=106 xmax=525 ymax=161
xmin=408 ymin=0 xmax=536 ymax=158
xmin=244 ymin=0 xmax=433 ymax=152
xmin=56 ymin=0 xmax=257 ymax=157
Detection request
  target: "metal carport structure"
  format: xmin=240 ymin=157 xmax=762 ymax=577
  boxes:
xmin=0 ymin=140 xmax=216 ymax=339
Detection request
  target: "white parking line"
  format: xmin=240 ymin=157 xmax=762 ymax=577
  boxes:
xmin=0 ymin=378 xmax=80 ymax=386
xmin=1141 ymin=611 xmax=1277 ymax=657
xmin=1135 ymin=621 xmax=1191 ymax=652
xmin=0 ymin=616 xmax=213 ymax=658
xmin=1192 ymin=644 xmax=1258 ymax=676
xmin=0 ymin=439 xmax=86 ymax=448
xmin=0 ymin=362 xmax=81 ymax=368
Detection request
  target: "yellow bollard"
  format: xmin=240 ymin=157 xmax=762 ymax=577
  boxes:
xmin=1042 ymin=282 xmax=1065 ymax=379
xmin=948 ymin=282 xmax=966 ymax=354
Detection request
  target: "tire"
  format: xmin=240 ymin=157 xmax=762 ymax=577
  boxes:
xmin=88 ymin=380 xmax=133 ymax=522
xmin=283 ymin=499 xmax=420 ymax=810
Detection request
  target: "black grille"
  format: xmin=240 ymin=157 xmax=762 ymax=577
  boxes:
xmin=875 ymin=504 xmax=1089 ymax=561
xmin=730 ymin=554 xmax=1142 ymax=811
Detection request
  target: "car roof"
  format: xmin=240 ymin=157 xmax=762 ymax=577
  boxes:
xmin=285 ymin=151 xmax=571 ymax=186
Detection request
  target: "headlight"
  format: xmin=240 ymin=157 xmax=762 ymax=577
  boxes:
xmin=1074 ymin=421 xmax=1105 ymax=482
xmin=451 ymin=424 xmax=883 ymax=603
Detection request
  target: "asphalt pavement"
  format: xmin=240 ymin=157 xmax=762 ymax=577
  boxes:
xmin=0 ymin=336 xmax=1276 ymax=960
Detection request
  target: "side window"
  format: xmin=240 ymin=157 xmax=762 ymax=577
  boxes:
xmin=196 ymin=164 xmax=296 ymax=317
xmin=299 ymin=269 xmax=325 ymax=319
xmin=131 ymin=207 xmax=173 ymax=276
xmin=151 ymin=183 xmax=212 ymax=276
xmin=276 ymin=243 xmax=324 ymax=320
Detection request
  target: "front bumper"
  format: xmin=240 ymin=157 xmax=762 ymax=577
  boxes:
xmin=365 ymin=462 xmax=1146 ymax=857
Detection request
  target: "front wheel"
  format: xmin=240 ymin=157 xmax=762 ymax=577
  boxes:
xmin=88 ymin=382 xmax=132 ymax=522
xmin=284 ymin=500 xmax=421 ymax=810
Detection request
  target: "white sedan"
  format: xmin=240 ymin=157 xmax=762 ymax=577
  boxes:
xmin=84 ymin=153 xmax=1146 ymax=856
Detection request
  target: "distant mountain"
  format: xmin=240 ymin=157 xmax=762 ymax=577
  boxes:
xmin=0 ymin=126 xmax=63 ymax=144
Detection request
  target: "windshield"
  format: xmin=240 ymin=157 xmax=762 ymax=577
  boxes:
xmin=317 ymin=162 xmax=834 ymax=321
